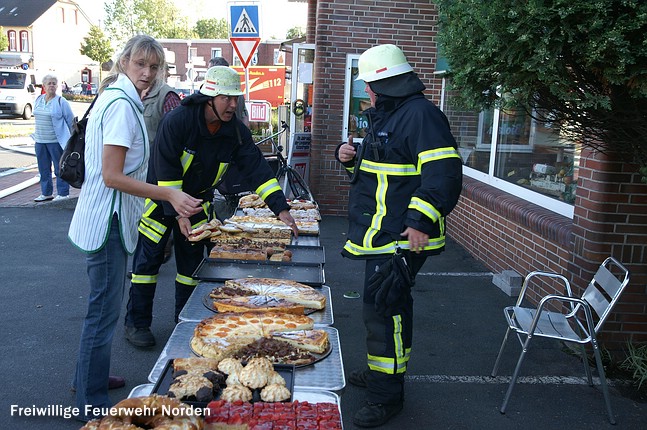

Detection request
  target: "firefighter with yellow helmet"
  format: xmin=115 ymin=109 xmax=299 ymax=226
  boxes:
xmin=336 ymin=44 xmax=463 ymax=427
xmin=124 ymin=66 xmax=298 ymax=347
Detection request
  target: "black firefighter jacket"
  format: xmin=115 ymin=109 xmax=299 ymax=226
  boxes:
xmin=337 ymin=93 xmax=463 ymax=259
xmin=139 ymin=94 xmax=288 ymax=241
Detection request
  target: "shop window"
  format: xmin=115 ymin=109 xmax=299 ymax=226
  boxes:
xmin=343 ymin=55 xmax=371 ymax=142
xmin=443 ymin=81 xmax=579 ymax=218
xmin=19 ymin=31 xmax=29 ymax=52
xmin=8 ymin=30 xmax=16 ymax=51
xmin=342 ymin=57 xmax=579 ymax=217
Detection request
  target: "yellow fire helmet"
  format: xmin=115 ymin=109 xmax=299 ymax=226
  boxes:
xmin=200 ymin=66 xmax=243 ymax=97
xmin=356 ymin=44 xmax=413 ymax=82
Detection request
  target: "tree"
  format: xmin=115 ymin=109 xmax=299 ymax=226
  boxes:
xmin=0 ymin=27 xmax=8 ymax=51
xmin=104 ymin=0 xmax=194 ymax=48
xmin=286 ymin=26 xmax=305 ymax=40
xmin=437 ymin=0 xmax=647 ymax=178
xmin=194 ymin=18 xmax=229 ymax=39
xmin=79 ymin=25 xmax=113 ymax=83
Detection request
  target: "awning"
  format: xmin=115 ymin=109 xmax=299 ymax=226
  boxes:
xmin=0 ymin=52 xmax=32 ymax=67
xmin=280 ymin=37 xmax=306 ymax=53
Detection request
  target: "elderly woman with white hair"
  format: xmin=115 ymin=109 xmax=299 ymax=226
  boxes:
xmin=32 ymin=73 xmax=75 ymax=202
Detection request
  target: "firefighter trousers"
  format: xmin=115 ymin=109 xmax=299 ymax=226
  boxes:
xmin=124 ymin=218 xmax=207 ymax=328
xmin=361 ymin=253 xmax=427 ymax=405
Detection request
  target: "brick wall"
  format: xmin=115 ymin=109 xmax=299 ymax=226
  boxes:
xmin=309 ymin=0 xmax=443 ymax=216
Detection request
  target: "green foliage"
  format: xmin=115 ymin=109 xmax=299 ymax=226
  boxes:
xmin=0 ymin=26 xmax=8 ymax=51
xmin=80 ymin=25 xmax=113 ymax=83
xmin=621 ymin=342 xmax=647 ymax=389
xmin=436 ymin=0 xmax=647 ymax=171
xmin=104 ymin=0 xmax=194 ymax=48
xmin=194 ymin=18 xmax=229 ymax=39
xmin=286 ymin=26 xmax=305 ymax=40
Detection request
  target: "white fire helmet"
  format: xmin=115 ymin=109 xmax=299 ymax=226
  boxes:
xmin=356 ymin=44 xmax=413 ymax=82
xmin=200 ymin=66 xmax=243 ymax=97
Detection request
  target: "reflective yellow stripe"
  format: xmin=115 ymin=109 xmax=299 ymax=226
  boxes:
xmin=367 ymin=315 xmax=409 ymax=374
xmin=343 ymin=235 xmax=446 ymax=255
xmin=213 ymin=163 xmax=229 ymax=187
xmin=344 ymin=240 xmax=398 ymax=256
xmin=141 ymin=198 xmax=159 ymax=218
xmin=408 ymin=196 xmax=441 ymax=223
xmin=256 ymin=178 xmax=282 ymax=200
xmin=392 ymin=315 xmax=405 ymax=370
xmin=131 ymin=274 xmax=158 ymax=284
xmin=176 ymin=273 xmax=198 ymax=286
xmin=359 ymin=160 xmax=418 ymax=176
xmin=364 ymin=174 xmax=388 ymax=247
xmin=158 ymin=180 xmax=182 ymax=189
xmin=137 ymin=218 xmax=167 ymax=242
xmin=418 ymin=147 xmax=461 ymax=171
xmin=180 ymin=151 xmax=194 ymax=175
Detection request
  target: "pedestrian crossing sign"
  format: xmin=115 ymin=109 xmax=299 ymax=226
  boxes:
xmin=230 ymin=4 xmax=260 ymax=38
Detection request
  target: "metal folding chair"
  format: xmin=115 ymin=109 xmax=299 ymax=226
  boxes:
xmin=491 ymin=257 xmax=630 ymax=424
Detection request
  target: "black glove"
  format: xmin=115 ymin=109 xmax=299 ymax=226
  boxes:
xmin=366 ymin=252 xmax=414 ymax=316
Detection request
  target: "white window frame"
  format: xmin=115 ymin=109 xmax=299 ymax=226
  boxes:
xmin=463 ymin=106 xmax=575 ymax=218
xmin=19 ymin=31 xmax=29 ymax=52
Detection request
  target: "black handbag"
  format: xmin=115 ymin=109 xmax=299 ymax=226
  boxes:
xmin=59 ymin=96 xmax=97 ymax=188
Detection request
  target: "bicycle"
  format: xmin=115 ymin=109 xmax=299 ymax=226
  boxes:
xmin=212 ymin=122 xmax=314 ymax=220
xmin=255 ymin=121 xmax=314 ymax=202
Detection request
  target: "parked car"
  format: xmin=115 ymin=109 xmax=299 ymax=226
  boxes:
xmin=173 ymin=85 xmax=199 ymax=100
xmin=70 ymin=82 xmax=97 ymax=95
xmin=0 ymin=68 xmax=38 ymax=120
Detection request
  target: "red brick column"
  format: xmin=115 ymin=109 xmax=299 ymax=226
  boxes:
xmin=571 ymin=148 xmax=647 ymax=347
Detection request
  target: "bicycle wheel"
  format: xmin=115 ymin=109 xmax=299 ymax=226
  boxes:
xmin=278 ymin=166 xmax=313 ymax=201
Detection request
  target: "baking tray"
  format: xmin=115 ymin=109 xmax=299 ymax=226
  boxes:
xmin=178 ymin=282 xmax=334 ymax=326
xmin=192 ymin=259 xmax=325 ymax=286
xmin=208 ymin=245 xmax=325 ymax=265
xmin=128 ymin=385 xmax=343 ymax=428
xmin=151 ymin=359 xmax=295 ymax=406
xmin=149 ymin=323 xmax=345 ymax=392
xmin=291 ymin=234 xmax=319 ymax=247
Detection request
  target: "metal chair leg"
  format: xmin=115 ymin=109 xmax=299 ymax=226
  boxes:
xmin=579 ymin=344 xmax=593 ymax=385
xmin=492 ymin=327 xmax=511 ymax=377
xmin=592 ymin=341 xmax=616 ymax=425
xmin=500 ymin=334 xmax=532 ymax=414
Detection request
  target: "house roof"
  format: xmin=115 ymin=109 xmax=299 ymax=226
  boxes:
xmin=0 ymin=0 xmax=56 ymax=27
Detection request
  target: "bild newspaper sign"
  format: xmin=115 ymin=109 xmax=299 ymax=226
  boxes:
xmin=245 ymin=100 xmax=272 ymax=122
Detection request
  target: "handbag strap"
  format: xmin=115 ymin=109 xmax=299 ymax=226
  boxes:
xmin=80 ymin=94 xmax=99 ymax=120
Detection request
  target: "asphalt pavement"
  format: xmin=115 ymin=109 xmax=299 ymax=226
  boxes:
xmin=0 ymin=176 xmax=646 ymax=429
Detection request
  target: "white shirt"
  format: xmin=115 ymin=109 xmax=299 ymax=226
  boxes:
xmin=68 ymin=74 xmax=149 ymax=253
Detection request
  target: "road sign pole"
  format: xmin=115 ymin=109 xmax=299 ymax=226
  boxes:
xmin=245 ymin=67 xmax=250 ymax=101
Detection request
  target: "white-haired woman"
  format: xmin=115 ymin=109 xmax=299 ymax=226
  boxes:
xmin=68 ymin=34 xmax=201 ymax=422
xmin=32 ymin=73 xmax=74 ymax=202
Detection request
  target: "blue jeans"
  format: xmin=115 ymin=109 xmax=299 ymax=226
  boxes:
xmin=74 ymin=215 xmax=127 ymax=419
xmin=35 ymin=141 xmax=69 ymax=196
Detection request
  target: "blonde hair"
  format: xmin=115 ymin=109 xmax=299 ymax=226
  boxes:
xmin=99 ymin=34 xmax=166 ymax=93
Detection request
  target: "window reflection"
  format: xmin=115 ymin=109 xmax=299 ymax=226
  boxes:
xmin=445 ymin=90 xmax=579 ymax=205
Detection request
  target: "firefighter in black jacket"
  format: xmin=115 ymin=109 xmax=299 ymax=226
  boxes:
xmin=124 ymin=66 xmax=298 ymax=347
xmin=336 ymin=44 xmax=463 ymax=428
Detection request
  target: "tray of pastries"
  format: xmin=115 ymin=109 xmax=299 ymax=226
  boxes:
xmin=209 ymin=244 xmax=325 ymax=264
xmin=152 ymin=357 xmax=295 ymax=407
xmin=190 ymin=312 xmax=332 ymax=368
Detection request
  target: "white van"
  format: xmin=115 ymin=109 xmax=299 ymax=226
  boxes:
xmin=0 ymin=68 xmax=38 ymax=120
